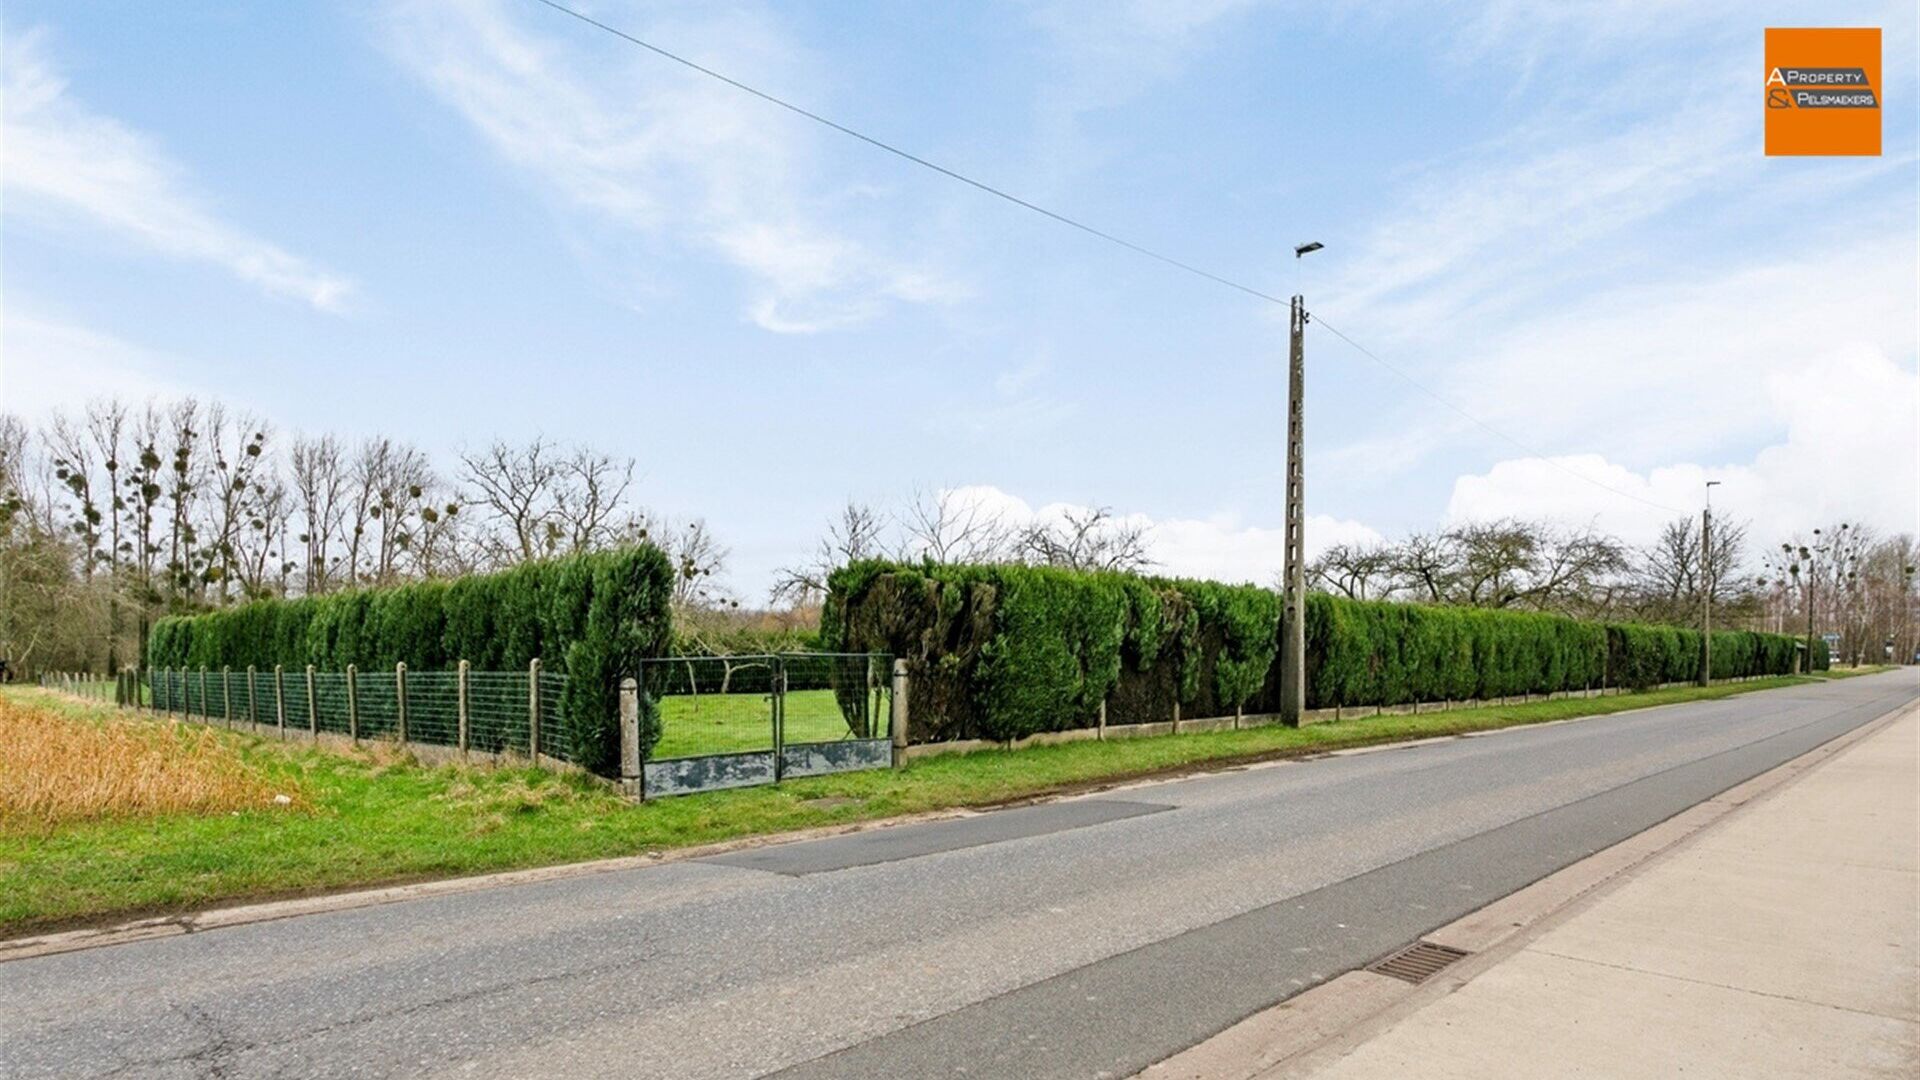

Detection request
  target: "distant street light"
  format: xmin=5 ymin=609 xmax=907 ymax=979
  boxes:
xmin=1700 ymin=480 xmax=1721 ymax=686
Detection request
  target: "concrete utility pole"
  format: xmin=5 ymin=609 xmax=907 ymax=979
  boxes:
xmin=1700 ymin=480 xmax=1719 ymax=686
xmin=1280 ymin=241 xmax=1321 ymax=726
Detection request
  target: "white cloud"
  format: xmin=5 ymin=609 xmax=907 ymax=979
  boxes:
xmin=1445 ymin=344 xmax=1920 ymax=546
xmin=0 ymin=309 xmax=198 ymax=417
xmin=382 ymin=0 xmax=961 ymax=333
xmin=1 ymin=30 xmax=354 ymax=312
xmin=1379 ymin=227 xmax=1919 ymax=471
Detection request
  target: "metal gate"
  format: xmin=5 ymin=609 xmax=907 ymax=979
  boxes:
xmin=637 ymin=653 xmax=893 ymax=798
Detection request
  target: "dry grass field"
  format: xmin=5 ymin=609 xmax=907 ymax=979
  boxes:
xmin=0 ymin=693 xmax=284 ymax=828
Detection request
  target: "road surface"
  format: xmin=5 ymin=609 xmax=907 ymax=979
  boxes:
xmin=5 ymin=670 xmax=1915 ymax=1079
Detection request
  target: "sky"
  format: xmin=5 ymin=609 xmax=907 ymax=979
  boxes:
xmin=3 ymin=0 xmax=1916 ymax=597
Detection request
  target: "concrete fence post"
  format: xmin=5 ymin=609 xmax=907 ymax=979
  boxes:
xmin=395 ymin=662 xmax=408 ymax=745
xmin=346 ymin=664 xmax=360 ymax=742
xmin=528 ymin=658 xmax=542 ymax=761
xmin=1097 ymin=696 xmax=1108 ymax=741
xmin=1171 ymin=699 xmax=1182 ymax=735
xmin=222 ymin=666 xmax=234 ymax=727
xmin=198 ymin=667 xmax=209 ymax=721
xmin=246 ymin=665 xmax=259 ymax=729
xmin=274 ymin=664 xmax=286 ymax=740
xmin=619 ymin=676 xmax=642 ymax=799
xmin=305 ymin=664 xmax=318 ymax=739
xmin=457 ymin=660 xmax=470 ymax=755
xmin=890 ymin=659 xmax=909 ymax=768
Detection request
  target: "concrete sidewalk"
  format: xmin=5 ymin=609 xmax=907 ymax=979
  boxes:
xmin=1280 ymin=704 xmax=1918 ymax=1078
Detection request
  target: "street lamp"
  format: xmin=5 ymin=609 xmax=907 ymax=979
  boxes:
xmin=1700 ymin=480 xmax=1720 ymax=685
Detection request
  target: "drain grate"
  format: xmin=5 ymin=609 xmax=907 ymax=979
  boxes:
xmin=1367 ymin=940 xmax=1472 ymax=984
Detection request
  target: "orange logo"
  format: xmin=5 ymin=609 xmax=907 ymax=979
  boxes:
xmin=1765 ymin=28 xmax=1881 ymax=156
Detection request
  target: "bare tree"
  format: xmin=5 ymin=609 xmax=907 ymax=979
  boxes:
xmin=772 ymin=500 xmax=886 ymax=606
xmin=1445 ymin=519 xmax=1539 ymax=607
xmin=1386 ymin=531 xmax=1457 ymax=602
xmin=200 ymin=405 xmax=272 ymax=601
xmin=553 ymin=446 xmax=636 ymax=553
xmin=1525 ymin=524 xmax=1629 ymax=617
xmin=458 ymin=437 xmax=639 ymax=566
xmin=290 ymin=435 xmax=348 ymax=595
xmin=656 ymin=517 xmax=731 ymax=612
xmin=1308 ymin=542 xmax=1396 ymax=600
xmin=1632 ymin=515 xmax=1750 ymax=625
xmin=898 ymin=487 xmax=1012 ymax=564
xmin=1016 ymin=505 xmax=1153 ymax=573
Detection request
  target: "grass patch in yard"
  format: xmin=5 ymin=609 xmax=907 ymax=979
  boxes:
xmin=653 ymin=688 xmax=868 ymax=758
xmin=0 ymin=673 xmax=1856 ymax=936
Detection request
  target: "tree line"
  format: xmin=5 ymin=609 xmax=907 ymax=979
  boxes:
xmin=5 ymin=395 xmax=1912 ymax=674
xmin=0 ymin=397 xmax=723 ymax=674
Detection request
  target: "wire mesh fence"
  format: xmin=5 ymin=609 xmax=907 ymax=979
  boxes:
xmin=36 ymin=672 xmax=145 ymax=705
xmin=779 ymin=653 xmax=892 ymax=744
xmin=142 ymin=663 xmax=576 ymax=762
xmin=642 ymin=656 xmax=781 ymax=760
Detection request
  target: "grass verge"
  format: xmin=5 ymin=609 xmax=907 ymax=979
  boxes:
xmin=0 ymin=673 xmax=1863 ymax=937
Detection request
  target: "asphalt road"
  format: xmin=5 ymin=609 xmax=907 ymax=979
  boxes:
xmin=6 ymin=670 xmax=1915 ymax=1080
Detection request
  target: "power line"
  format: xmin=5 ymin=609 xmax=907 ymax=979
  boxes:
xmin=1311 ymin=315 xmax=1687 ymax=515
xmin=526 ymin=0 xmax=1290 ymax=307
xmin=526 ymin=0 xmax=1688 ymax=519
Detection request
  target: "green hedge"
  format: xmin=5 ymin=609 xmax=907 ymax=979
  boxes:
xmin=146 ymin=547 xmax=674 ymax=773
xmin=822 ymin=561 xmax=1278 ymax=742
xmin=1297 ymin=596 xmax=1607 ymax=708
xmin=825 ymin=563 xmax=1813 ymax=739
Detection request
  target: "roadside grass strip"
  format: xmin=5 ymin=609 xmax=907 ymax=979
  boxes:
xmin=0 ymin=694 xmax=286 ymax=828
xmin=0 ymin=674 xmax=1848 ymax=936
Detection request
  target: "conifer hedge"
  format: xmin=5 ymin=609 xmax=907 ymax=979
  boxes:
xmin=825 ymin=563 xmax=1813 ymax=739
xmin=821 ymin=561 xmax=1279 ymax=742
xmin=146 ymin=546 xmax=674 ymax=774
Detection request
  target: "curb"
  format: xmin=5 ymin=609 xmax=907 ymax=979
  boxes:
xmin=1136 ymin=692 xmax=1919 ymax=1080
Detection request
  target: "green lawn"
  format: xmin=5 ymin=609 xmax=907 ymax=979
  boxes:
xmin=0 ymin=673 xmax=1865 ymax=936
xmin=652 ymin=688 xmax=879 ymax=758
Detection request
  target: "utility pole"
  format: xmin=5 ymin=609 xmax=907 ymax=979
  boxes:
xmin=1700 ymin=480 xmax=1719 ymax=686
xmin=1280 ymin=241 xmax=1320 ymax=726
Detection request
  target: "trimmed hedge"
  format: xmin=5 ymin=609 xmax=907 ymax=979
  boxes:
xmin=146 ymin=547 xmax=674 ymax=773
xmin=826 ymin=563 xmax=1814 ymax=739
xmin=821 ymin=561 xmax=1279 ymax=742
xmin=1296 ymin=596 xmax=1607 ymax=708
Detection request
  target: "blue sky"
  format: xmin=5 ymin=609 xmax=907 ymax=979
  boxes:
xmin=4 ymin=1 xmax=1916 ymax=595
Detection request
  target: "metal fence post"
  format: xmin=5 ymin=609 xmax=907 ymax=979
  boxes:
xmin=890 ymin=658 xmax=909 ymax=768
xmin=457 ymin=659 xmax=470 ymax=755
xmin=346 ymin=664 xmax=360 ymax=742
xmin=528 ymin=658 xmax=541 ymax=760
xmin=247 ymin=665 xmax=259 ymax=729
xmin=274 ymin=664 xmax=287 ymax=740
xmin=772 ymin=659 xmax=787 ymax=781
xmin=395 ymin=662 xmax=408 ymax=745
xmin=305 ymin=664 xmax=318 ymax=739
xmin=619 ymin=676 xmax=642 ymax=799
